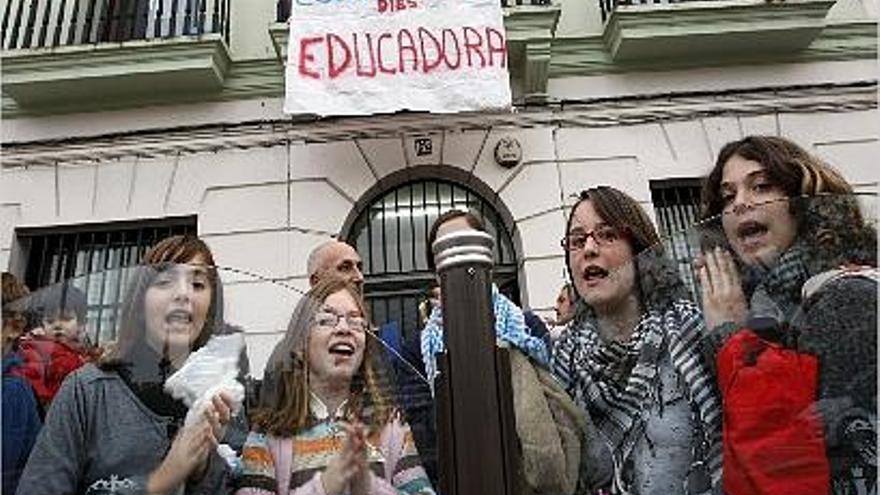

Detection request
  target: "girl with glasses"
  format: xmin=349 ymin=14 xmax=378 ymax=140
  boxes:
xmin=552 ymin=186 xmax=722 ymax=495
xmin=236 ymin=278 xmax=435 ymax=495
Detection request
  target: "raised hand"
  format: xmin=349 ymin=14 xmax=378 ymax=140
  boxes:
xmin=697 ymin=247 xmax=748 ymax=330
xmin=202 ymin=392 xmax=234 ymax=446
xmin=146 ymin=417 xmax=218 ymax=494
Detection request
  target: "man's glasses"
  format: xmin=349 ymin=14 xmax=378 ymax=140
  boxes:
xmin=560 ymin=226 xmax=621 ymax=251
xmin=314 ymin=311 xmax=368 ymax=332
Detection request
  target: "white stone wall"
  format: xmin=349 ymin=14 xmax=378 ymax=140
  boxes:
xmin=2 ymin=107 xmax=877 ymax=376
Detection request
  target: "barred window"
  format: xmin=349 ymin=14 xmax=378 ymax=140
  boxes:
xmin=17 ymin=216 xmax=196 ymax=345
xmin=651 ymin=180 xmax=702 ymax=298
xmin=346 ymin=179 xmax=518 ymax=342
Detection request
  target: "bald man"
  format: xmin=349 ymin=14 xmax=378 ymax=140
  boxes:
xmin=306 ymin=240 xmax=365 ymax=291
xmin=263 ymin=240 xmax=364 ymax=407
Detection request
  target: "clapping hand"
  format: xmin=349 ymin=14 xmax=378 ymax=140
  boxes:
xmin=321 ymin=420 xmax=372 ymax=495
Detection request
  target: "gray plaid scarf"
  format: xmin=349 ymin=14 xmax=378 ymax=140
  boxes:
xmin=553 ymin=300 xmax=723 ymax=493
xmin=747 ymin=243 xmax=810 ymax=323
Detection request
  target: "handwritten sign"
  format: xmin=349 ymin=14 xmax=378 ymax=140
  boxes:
xmin=284 ymin=0 xmax=512 ymax=116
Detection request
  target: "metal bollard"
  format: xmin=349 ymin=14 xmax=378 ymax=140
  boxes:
xmin=432 ymin=230 xmax=520 ymax=495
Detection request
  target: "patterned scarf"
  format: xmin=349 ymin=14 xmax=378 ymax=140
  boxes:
xmin=746 ymin=243 xmax=811 ymax=324
xmin=552 ymin=300 xmax=723 ymax=493
xmin=421 ymin=284 xmax=549 ymax=394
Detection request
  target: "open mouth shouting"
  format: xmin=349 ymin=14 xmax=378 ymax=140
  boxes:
xmin=735 ymin=220 xmax=770 ymax=252
xmin=582 ymin=264 xmax=610 ymax=287
xmin=164 ymin=309 xmax=195 ymax=330
xmin=327 ymin=340 xmax=359 ymax=364
xmin=329 ymin=341 xmax=355 ymax=355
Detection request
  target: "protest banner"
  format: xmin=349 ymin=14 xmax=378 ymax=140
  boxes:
xmin=284 ymin=0 xmax=512 ymax=116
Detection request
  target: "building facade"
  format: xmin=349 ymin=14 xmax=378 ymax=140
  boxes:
xmin=2 ymin=0 xmax=877 ymax=376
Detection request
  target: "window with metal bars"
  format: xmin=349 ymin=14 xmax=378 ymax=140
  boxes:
xmin=650 ymin=180 xmax=703 ymax=298
xmin=17 ymin=216 xmax=197 ymax=346
xmin=345 ymin=180 xmax=519 ymax=343
xmin=2 ymin=0 xmax=231 ymax=51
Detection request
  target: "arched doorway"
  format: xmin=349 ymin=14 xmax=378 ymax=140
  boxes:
xmin=344 ymin=177 xmax=519 ymax=342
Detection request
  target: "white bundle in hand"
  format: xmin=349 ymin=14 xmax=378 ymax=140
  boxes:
xmin=164 ymin=332 xmax=246 ymax=428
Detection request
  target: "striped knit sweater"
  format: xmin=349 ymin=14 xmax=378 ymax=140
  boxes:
xmin=235 ymin=396 xmax=435 ymax=495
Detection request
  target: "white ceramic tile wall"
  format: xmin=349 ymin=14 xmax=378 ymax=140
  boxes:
xmin=516 ymin=210 xmax=568 ymax=259
xmin=1 ymin=167 xmax=57 ymax=225
xmin=557 ymin=156 xmax=651 ymax=203
xmin=520 ymin=256 xmax=568 ymax=311
xmin=499 ymin=163 xmax=563 ymax=221
xmin=92 ymin=159 xmax=138 ymax=218
xmin=356 ymin=138 xmax=407 ymax=181
xmin=223 ymin=280 xmax=301 ymax=340
xmin=56 ymin=164 xmax=98 ymax=223
xmin=441 ymin=129 xmax=491 ymax=173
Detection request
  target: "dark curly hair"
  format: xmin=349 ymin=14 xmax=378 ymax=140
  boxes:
xmin=700 ymin=135 xmax=876 ymax=273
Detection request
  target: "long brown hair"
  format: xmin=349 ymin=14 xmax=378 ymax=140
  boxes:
xmin=99 ymin=235 xmax=223 ymax=368
xmin=253 ymin=278 xmax=393 ymax=437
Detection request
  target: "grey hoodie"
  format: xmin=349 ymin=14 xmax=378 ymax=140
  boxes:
xmin=16 ymin=364 xmax=229 ymax=495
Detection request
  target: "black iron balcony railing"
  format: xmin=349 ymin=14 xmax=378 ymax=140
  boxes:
xmin=501 ymin=0 xmax=552 ymax=5
xmin=275 ymin=0 xmax=552 ymax=22
xmin=600 ymin=0 xmax=694 ymax=21
xmin=2 ymin=0 xmax=231 ymax=51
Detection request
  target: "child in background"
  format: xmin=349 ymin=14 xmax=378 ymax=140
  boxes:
xmin=14 ymin=282 xmax=95 ymax=409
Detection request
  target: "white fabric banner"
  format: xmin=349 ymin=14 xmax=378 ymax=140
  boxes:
xmin=284 ymin=0 xmax=512 ymax=116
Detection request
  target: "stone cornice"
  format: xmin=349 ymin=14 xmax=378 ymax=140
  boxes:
xmin=551 ymin=19 xmax=877 ymax=76
xmin=603 ymin=0 xmax=836 ymax=60
xmin=2 ymin=35 xmax=231 ymax=111
xmin=3 ymin=81 xmax=874 ymax=168
xmin=2 ymin=17 xmax=873 ymax=118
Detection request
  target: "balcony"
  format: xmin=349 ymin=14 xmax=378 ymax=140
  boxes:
xmin=600 ymin=0 xmax=836 ymax=62
xmin=1 ymin=0 xmax=232 ymax=110
xmin=271 ymin=0 xmax=560 ymax=100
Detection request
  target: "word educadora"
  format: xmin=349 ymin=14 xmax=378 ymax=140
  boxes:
xmin=296 ymin=25 xmax=507 ymax=80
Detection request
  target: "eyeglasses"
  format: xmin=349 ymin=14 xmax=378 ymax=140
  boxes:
xmin=560 ymin=227 xmax=621 ymax=251
xmin=314 ymin=311 xmax=368 ymax=332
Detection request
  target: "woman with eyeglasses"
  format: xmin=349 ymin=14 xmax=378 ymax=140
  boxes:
xmin=235 ymin=278 xmax=435 ymax=495
xmin=551 ymin=186 xmax=722 ymax=495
